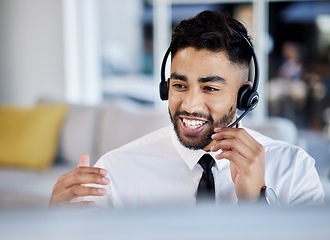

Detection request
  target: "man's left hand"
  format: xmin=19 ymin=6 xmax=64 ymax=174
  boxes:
xmin=210 ymin=127 xmax=265 ymax=202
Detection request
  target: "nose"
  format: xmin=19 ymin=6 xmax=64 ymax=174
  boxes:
xmin=181 ymin=87 xmax=205 ymax=114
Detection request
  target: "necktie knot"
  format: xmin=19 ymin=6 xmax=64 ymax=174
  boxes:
xmin=198 ymin=154 xmax=215 ymax=171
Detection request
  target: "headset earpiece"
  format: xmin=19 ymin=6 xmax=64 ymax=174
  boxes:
xmin=159 ymin=48 xmax=171 ymax=101
xmin=159 ymin=78 xmax=169 ymax=101
xmin=237 ymin=84 xmax=259 ymax=111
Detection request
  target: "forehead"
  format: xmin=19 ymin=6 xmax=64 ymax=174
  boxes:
xmin=171 ymin=47 xmax=248 ymax=82
xmin=172 ymin=47 xmax=230 ymax=65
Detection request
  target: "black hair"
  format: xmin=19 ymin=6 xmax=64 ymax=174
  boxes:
xmin=170 ymin=10 xmax=253 ymax=66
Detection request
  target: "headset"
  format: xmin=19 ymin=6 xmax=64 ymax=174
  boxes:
xmin=159 ymin=30 xmax=259 ymax=131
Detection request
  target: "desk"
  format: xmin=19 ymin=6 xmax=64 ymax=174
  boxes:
xmin=1 ymin=204 xmax=329 ymax=240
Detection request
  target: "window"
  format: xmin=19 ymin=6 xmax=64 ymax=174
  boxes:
xmin=98 ymin=0 xmax=258 ymax=106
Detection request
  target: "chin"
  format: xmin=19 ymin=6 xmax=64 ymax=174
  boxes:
xmin=176 ymin=129 xmax=212 ymax=150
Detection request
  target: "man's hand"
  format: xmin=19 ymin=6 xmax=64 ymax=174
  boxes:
xmin=49 ymin=153 xmax=110 ymax=208
xmin=210 ymin=127 xmax=265 ymax=202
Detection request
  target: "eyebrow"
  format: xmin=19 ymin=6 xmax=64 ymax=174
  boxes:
xmin=198 ymin=76 xmax=226 ymax=84
xmin=170 ymin=72 xmax=226 ymax=84
xmin=170 ymin=72 xmax=187 ymax=81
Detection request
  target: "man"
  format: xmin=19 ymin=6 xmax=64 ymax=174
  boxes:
xmin=50 ymin=11 xmax=324 ymax=208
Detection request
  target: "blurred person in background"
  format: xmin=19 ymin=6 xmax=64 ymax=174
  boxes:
xmin=269 ymin=42 xmax=308 ymax=128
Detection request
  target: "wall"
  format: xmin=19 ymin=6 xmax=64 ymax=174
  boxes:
xmin=0 ymin=0 xmax=65 ymax=106
xmin=99 ymin=0 xmax=143 ymax=74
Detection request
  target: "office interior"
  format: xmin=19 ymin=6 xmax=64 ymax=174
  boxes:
xmin=0 ymin=0 xmax=330 ymax=238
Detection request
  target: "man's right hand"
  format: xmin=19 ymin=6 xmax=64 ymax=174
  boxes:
xmin=49 ymin=153 xmax=110 ymax=208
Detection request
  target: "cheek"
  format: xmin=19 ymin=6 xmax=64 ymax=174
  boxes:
xmin=168 ymin=94 xmax=180 ymax=115
xmin=208 ymin=91 xmax=238 ymax=111
xmin=168 ymin=89 xmax=184 ymax=108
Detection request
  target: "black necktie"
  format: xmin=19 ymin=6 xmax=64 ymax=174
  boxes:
xmin=196 ymin=154 xmax=216 ymax=203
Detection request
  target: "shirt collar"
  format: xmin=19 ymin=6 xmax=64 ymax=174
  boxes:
xmin=169 ymin=122 xmax=242 ymax=171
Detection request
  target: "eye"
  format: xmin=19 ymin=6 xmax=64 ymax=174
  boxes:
xmin=203 ymin=86 xmax=219 ymax=92
xmin=172 ymin=83 xmax=187 ymax=90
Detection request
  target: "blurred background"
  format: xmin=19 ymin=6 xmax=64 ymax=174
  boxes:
xmin=1 ymin=0 xmax=330 ymax=129
xmin=1 ymin=0 xmax=330 ymax=125
xmin=0 ymin=0 xmax=330 ymax=209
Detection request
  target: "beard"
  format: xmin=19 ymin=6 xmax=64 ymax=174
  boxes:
xmin=169 ymin=105 xmax=236 ymax=150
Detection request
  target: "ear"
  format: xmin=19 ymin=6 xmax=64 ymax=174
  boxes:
xmin=237 ymin=80 xmax=252 ymax=93
xmin=243 ymin=81 xmax=252 ymax=87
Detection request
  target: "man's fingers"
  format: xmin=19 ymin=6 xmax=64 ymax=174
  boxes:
xmin=50 ymin=154 xmax=110 ymax=208
xmin=50 ymin=171 xmax=109 ymax=207
xmin=66 ymin=185 xmax=107 ymax=199
xmin=78 ymin=153 xmax=90 ymax=167
xmin=211 ymin=128 xmax=260 ymax=153
xmin=57 ymin=170 xmax=110 ymax=190
xmin=51 ymin=185 xmax=107 ymax=203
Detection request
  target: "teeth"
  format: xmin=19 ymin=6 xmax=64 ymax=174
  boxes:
xmin=183 ymin=118 xmax=206 ymax=129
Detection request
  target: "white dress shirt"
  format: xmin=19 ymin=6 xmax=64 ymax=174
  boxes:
xmin=85 ymin=125 xmax=325 ymax=208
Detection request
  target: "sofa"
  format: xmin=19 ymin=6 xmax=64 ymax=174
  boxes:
xmin=0 ymin=99 xmax=172 ymax=208
xmin=0 ymin=99 xmax=328 ymax=209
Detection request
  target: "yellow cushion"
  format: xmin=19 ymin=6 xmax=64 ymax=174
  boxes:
xmin=0 ymin=103 xmax=68 ymax=170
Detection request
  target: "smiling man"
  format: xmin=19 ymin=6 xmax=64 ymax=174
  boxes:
xmin=169 ymin=48 xmax=242 ymax=151
xmin=50 ymin=11 xmax=324 ymax=208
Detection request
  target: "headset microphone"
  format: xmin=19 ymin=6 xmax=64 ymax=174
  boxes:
xmin=159 ymin=29 xmax=260 ymax=141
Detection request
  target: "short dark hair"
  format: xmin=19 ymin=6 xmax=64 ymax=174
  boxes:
xmin=170 ymin=10 xmax=253 ymax=66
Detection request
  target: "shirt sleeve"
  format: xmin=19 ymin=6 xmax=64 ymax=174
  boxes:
xmin=288 ymin=149 xmax=325 ymax=205
xmin=264 ymin=141 xmax=325 ymax=206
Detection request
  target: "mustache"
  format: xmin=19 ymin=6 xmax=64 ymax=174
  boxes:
xmin=173 ymin=110 xmax=214 ymax=123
